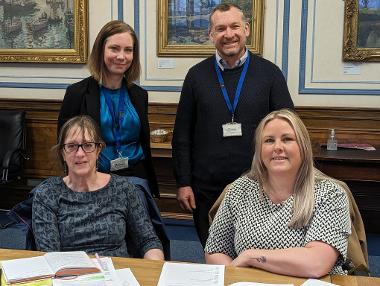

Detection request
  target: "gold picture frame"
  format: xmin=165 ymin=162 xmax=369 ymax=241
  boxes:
xmin=157 ymin=0 xmax=264 ymax=57
xmin=0 ymin=0 xmax=88 ymax=63
xmin=343 ymin=0 xmax=380 ymax=61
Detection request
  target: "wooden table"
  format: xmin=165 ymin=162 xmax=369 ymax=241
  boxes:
xmin=332 ymin=275 xmax=380 ymax=286
xmin=1 ymin=248 xmax=380 ymax=286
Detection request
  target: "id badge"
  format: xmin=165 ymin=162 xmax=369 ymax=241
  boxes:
xmin=110 ymin=157 xmax=128 ymax=171
xmin=222 ymin=122 xmax=242 ymax=137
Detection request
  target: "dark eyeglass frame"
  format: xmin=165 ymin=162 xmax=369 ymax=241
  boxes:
xmin=62 ymin=142 xmax=100 ymax=153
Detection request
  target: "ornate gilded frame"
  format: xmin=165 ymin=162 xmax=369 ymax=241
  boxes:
xmin=0 ymin=0 xmax=88 ymax=63
xmin=157 ymin=0 xmax=264 ymax=57
xmin=343 ymin=0 xmax=380 ymax=61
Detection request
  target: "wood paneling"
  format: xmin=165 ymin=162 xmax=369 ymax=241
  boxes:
xmin=297 ymin=107 xmax=380 ymax=145
xmin=0 ymin=100 xmax=379 ymax=232
xmin=313 ymin=147 xmax=380 ymax=233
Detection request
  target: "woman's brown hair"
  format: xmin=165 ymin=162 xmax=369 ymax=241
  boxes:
xmin=87 ymin=20 xmax=141 ymax=86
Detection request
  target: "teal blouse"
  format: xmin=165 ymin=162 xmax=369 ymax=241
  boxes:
xmin=98 ymin=86 xmax=144 ymax=172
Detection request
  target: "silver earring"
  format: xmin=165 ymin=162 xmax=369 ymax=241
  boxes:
xmin=63 ymin=162 xmax=68 ymax=175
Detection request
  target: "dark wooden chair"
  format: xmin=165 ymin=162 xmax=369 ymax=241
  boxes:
xmin=0 ymin=110 xmax=28 ymax=183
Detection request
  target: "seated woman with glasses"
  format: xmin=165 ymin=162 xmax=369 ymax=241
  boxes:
xmin=32 ymin=115 xmax=164 ymax=259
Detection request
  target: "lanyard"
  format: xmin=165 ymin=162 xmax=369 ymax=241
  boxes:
xmin=102 ymin=86 xmax=126 ymax=151
xmin=214 ymin=53 xmax=250 ymax=122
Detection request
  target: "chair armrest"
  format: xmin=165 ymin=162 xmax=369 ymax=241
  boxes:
xmin=2 ymin=148 xmax=22 ymax=169
xmin=1 ymin=148 xmax=28 ymax=182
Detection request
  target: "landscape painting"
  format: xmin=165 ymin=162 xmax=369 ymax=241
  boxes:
xmin=0 ymin=0 xmax=88 ymax=63
xmin=343 ymin=0 xmax=380 ymax=61
xmin=158 ymin=0 xmax=264 ymax=57
xmin=357 ymin=0 xmax=380 ymax=48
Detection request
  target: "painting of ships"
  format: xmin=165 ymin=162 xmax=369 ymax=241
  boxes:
xmin=3 ymin=0 xmax=36 ymax=11
xmin=3 ymin=16 xmax=22 ymax=34
xmin=46 ymin=0 xmax=64 ymax=24
xmin=30 ymin=12 xmax=48 ymax=32
xmin=0 ymin=0 xmax=76 ymax=49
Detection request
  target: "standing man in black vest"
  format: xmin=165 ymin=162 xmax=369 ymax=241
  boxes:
xmin=172 ymin=3 xmax=294 ymax=247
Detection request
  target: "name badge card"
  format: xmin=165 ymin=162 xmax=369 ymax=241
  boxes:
xmin=110 ymin=157 xmax=129 ymax=171
xmin=222 ymin=122 xmax=242 ymax=137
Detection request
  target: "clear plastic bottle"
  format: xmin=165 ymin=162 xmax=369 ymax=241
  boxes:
xmin=327 ymin=129 xmax=338 ymax=151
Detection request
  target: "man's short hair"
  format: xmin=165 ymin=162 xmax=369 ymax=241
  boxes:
xmin=208 ymin=3 xmax=246 ymax=31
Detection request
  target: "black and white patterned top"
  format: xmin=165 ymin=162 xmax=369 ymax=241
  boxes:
xmin=32 ymin=174 xmax=162 ymax=257
xmin=205 ymin=176 xmax=351 ymax=275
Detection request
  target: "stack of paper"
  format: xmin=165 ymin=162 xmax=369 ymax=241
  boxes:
xmin=157 ymin=262 xmax=225 ymax=286
xmin=1 ymin=255 xmax=141 ymax=286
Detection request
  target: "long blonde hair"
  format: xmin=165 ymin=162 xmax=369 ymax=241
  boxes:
xmin=248 ymin=109 xmax=349 ymax=228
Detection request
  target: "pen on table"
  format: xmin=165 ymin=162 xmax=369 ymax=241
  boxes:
xmin=95 ymin=253 xmax=104 ymax=271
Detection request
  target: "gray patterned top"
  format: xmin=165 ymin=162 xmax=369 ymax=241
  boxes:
xmin=32 ymin=174 xmax=162 ymax=257
xmin=205 ymin=176 xmax=351 ymax=275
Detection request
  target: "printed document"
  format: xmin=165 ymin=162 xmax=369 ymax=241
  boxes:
xmin=92 ymin=257 xmax=140 ymax=286
xmin=157 ymin=262 xmax=224 ymax=286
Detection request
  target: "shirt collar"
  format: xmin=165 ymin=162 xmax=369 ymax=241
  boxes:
xmin=215 ymin=49 xmax=248 ymax=71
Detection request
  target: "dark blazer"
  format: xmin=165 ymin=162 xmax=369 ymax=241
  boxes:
xmin=58 ymin=76 xmax=159 ymax=197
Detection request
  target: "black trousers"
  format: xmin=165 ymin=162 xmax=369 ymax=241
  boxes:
xmin=192 ymin=186 xmax=223 ymax=248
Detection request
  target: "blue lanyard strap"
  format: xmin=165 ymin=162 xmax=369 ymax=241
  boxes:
xmin=214 ymin=53 xmax=250 ymax=122
xmin=102 ymin=86 xmax=126 ymax=151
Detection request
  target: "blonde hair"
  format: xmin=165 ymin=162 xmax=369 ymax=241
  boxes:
xmin=248 ymin=109 xmax=349 ymax=228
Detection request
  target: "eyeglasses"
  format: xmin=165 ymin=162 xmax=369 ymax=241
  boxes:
xmin=62 ymin=142 xmax=100 ymax=153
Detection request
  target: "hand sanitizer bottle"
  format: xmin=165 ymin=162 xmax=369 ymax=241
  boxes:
xmin=327 ymin=129 xmax=338 ymax=151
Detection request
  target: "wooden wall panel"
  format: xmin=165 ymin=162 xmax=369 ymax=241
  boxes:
xmin=0 ymin=99 xmax=379 ymax=229
xmin=297 ymin=107 xmax=380 ymax=145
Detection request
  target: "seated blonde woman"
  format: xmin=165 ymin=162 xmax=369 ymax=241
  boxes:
xmin=205 ymin=109 xmax=351 ymax=278
xmin=32 ymin=115 xmax=163 ymax=259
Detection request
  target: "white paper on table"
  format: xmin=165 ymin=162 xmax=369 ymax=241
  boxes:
xmin=92 ymin=257 xmax=120 ymax=283
xmin=114 ymin=268 xmax=140 ymax=286
xmin=53 ymin=273 xmax=106 ymax=286
xmin=300 ymin=279 xmax=338 ymax=286
xmin=1 ymin=256 xmax=53 ymax=282
xmin=157 ymin=262 xmax=224 ymax=286
xmin=92 ymin=257 xmax=140 ymax=286
xmin=229 ymin=282 xmax=294 ymax=286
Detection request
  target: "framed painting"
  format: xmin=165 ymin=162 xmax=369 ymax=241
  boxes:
xmin=0 ymin=0 xmax=88 ymax=63
xmin=343 ymin=0 xmax=380 ymax=61
xmin=157 ymin=0 xmax=264 ymax=57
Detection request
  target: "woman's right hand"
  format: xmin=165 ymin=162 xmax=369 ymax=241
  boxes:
xmin=231 ymin=249 xmax=253 ymax=267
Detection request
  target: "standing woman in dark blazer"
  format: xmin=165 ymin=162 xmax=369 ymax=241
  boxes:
xmin=58 ymin=20 xmax=159 ymax=198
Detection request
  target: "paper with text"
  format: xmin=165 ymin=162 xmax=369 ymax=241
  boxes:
xmin=157 ymin=262 xmax=224 ymax=286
